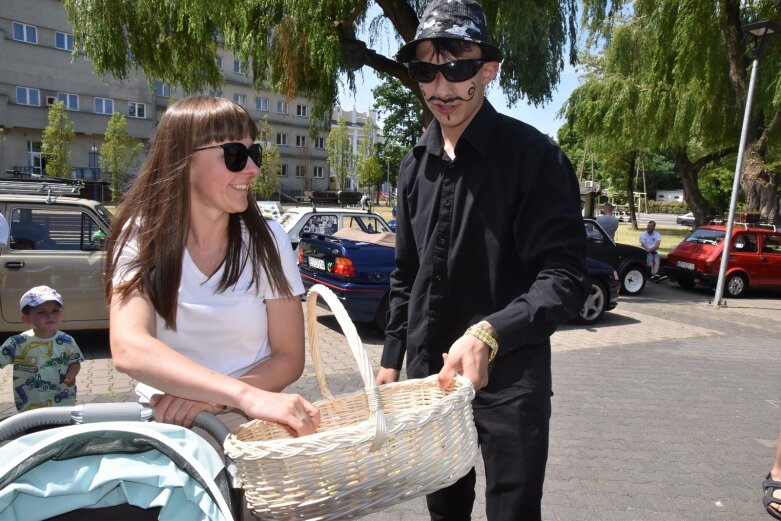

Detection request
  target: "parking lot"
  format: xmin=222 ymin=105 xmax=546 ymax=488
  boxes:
xmin=1 ymin=280 xmax=779 ymax=520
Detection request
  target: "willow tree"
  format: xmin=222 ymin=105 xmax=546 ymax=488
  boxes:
xmin=41 ymin=101 xmax=75 ymax=178
xmin=579 ymin=0 xmax=781 ymax=222
xmin=63 ymin=1 xmax=577 ymax=124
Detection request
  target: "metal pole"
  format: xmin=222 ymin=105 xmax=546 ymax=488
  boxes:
xmin=712 ymin=52 xmax=760 ymax=307
xmin=386 ymin=160 xmax=390 ymax=206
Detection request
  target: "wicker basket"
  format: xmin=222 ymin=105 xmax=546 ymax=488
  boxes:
xmin=224 ymin=284 xmax=479 ymax=520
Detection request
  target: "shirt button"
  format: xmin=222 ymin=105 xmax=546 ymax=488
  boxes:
xmin=447 ymin=162 xmax=455 ymax=169
xmin=434 ymin=275 xmax=442 ymax=282
xmin=438 ymin=237 xmax=446 ymax=246
xmin=443 ymin=200 xmax=451 ymax=209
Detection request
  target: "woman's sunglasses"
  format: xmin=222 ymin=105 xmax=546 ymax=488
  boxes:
xmin=407 ymin=59 xmax=486 ymax=83
xmin=193 ymin=142 xmax=263 ymax=172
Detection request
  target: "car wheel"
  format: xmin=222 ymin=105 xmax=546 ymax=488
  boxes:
xmin=725 ymin=272 xmax=748 ymax=298
xmin=374 ymin=295 xmax=390 ymax=331
xmin=574 ymin=279 xmax=608 ymax=325
xmin=619 ymin=263 xmax=646 ymax=295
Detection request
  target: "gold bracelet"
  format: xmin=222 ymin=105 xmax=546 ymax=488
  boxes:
xmin=465 ymin=325 xmax=499 ymax=362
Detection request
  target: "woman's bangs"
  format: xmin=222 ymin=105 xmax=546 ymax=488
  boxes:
xmin=191 ymin=98 xmax=257 ymax=148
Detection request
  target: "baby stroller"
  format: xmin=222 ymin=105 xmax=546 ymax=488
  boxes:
xmin=0 ymin=403 xmax=239 ymax=521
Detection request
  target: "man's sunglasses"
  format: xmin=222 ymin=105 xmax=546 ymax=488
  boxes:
xmin=193 ymin=142 xmax=263 ymax=172
xmin=407 ymin=59 xmax=486 ymax=83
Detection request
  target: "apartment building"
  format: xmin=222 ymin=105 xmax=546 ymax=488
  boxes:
xmin=0 ymin=0 xmax=332 ymax=199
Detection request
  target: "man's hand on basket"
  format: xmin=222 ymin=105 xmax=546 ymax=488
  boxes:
xmin=149 ymin=393 xmax=226 ymax=428
xmin=240 ymin=390 xmax=321 ymax=437
xmin=437 ymin=332 xmax=491 ymax=391
xmin=376 ymin=367 xmax=401 ymax=386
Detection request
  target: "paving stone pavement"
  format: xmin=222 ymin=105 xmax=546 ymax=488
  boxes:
xmin=1 ymin=281 xmax=779 ymax=520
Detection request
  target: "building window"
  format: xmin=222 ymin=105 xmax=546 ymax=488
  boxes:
xmin=233 ymin=60 xmax=245 ymax=75
xmin=55 ymin=31 xmax=74 ymax=51
xmin=57 ymin=92 xmax=79 ymax=111
xmin=313 ymin=166 xmax=324 ymax=179
xmin=216 ymin=56 xmax=223 ymax=69
xmin=12 ymin=22 xmax=37 ymax=44
xmin=276 ymin=133 xmax=288 ymax=146
xmin=128 ymin=102 xmax=146 ymax=119
xmin=255 ymin=97 xmax=268 ymax=112
xmin=314 ymin=137 xmax=325 ymax=149
xmin=16 ymin=86 xmax=40 ymax=106
xmin=154 ymin=81 xmax=171 ymax=97
xmin=276 ymin=100 xmax=288 ymax=114
xmin=279 ymin=165 xmax=288 ymax=177
xmin=233 ymin=93 xmax=247 ymax=106
xmin=296 ymin=104 xmax=308 ymax=117
xmin=94 ymin=97 xmax=114 ymax=115
xmin=295 ymin=165 xmax=306 ymax=178
xmin=295 ymin=135 xmax=306 ymax=148
xmin=208 ymin=89 xmax=222 ymax=98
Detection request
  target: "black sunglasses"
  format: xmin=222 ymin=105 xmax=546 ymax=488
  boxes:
xmin=407 ymin=59 xmax=486 ymax=83
xmin=193 ymin=142 xmax=262 ymax=172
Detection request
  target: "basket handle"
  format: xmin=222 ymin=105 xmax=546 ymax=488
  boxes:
xmin=306 ymin=284 xmax=387 ymax=451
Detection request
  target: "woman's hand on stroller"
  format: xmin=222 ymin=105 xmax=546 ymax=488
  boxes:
xmin=149 ymin=393 xmax=226 ymax=427
xmin=241 ymin=389 xmax=321 ymax=437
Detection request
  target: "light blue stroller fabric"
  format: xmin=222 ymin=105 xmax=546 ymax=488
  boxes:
xmin=0 ymin=421 xmax=234 ymax=521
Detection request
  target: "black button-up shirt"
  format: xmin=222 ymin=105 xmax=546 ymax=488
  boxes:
xmin=382 ymin=101 xmax=588 ymax=399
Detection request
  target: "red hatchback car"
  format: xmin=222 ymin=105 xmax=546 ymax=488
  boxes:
xmin=664 ymin=223 xmax=781 ymax=297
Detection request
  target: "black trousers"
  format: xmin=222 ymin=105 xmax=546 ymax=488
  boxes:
xmin=425 ymin=391 xmax=552 ymax=521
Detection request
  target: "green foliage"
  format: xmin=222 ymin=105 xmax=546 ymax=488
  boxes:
xmin=326 ymin=117 xmax=353 ymax=191
xmin=643 ymin=200 xmax=689 ymax=214
xmin=358 ymin=155 xmax=385 ymax=191
xmin=697 ymin=162 xmax=736 ymax=213
xmin=100 ymin=113 xmax=143 ymax=203
xmin=355 ymin=117 xmax=378 ymax=189
xmin=252 ymin=116 xmax=281 ymax=200
xmin=41 ymin=101 xmax=75 ymax=178
xmin=63 ymin=1 xmax=578 ymax=123
xmin=372 ymin=73 xmax=424 ymax=150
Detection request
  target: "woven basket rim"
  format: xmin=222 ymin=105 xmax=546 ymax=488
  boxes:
xmin=225 ymin=374 xmax=474 ymax=455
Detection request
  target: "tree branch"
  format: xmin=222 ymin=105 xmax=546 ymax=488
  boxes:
xmin=755 ymin=107 xmax=781 ymax=154
xmin=691 ymin=146 xmax=739 ymax=171
xmin=375 ymin=0 xmax=419 ymax=43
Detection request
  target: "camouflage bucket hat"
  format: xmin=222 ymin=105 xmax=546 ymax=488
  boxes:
xmin=396 ymin=0 xmax=503 ymax=63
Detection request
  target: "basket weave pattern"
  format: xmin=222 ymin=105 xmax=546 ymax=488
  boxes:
xmin=224 ymin=284 xmax=479 ymax=520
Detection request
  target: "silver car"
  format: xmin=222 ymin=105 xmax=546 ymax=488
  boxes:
xmin=277 ymin=206 xmax=392 ymax=249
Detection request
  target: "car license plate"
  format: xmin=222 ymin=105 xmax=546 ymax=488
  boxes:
xmin=676 ymin=261 xmax=695 ymax=270
xmin=308 ymin=257 xmax=326 ymax=270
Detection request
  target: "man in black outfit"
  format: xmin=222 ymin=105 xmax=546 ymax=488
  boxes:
xmin=375 ymin=1 xmax=589 ymax=520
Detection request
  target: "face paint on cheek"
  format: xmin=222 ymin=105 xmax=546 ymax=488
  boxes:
xmin=420 ymin=86 xmax=428 ymax=99
xmin=465 ymin=83 xmax=477 ymax=101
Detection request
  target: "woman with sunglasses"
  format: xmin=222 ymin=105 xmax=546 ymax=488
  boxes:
xmin=104 ymin=96 xmax=319 ymax=436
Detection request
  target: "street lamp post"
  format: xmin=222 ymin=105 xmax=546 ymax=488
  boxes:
xmin=712 ymin=20 xmax=781 ymax=307
xmin=386 ymin=159 xmax=390 ymax=206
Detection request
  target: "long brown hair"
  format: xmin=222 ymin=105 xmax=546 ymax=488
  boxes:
xmin=104 ymin=96 xmax=292 ymax=330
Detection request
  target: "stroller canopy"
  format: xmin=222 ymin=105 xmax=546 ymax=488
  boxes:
xmin=0 ymin=421 xmax=234 ymax=521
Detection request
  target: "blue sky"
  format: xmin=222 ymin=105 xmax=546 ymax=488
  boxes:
xmin=338 ymin=63 xmax=579 ymax=140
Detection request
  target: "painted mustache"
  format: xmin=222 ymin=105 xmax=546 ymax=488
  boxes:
xmin=425 ymin=85 xmax=477 ymax=104
xmin=426 ymin=95 xmax=468 ymax=104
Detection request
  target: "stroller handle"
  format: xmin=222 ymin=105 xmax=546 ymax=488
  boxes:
xmin=0 ymin=402 xmax=229 ymax=444
xmin=0 ymin=402 xmax=152 ymax=441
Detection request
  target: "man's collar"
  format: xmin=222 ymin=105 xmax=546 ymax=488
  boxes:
xmin=413 ymin=100 xmax=499 ymax=159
